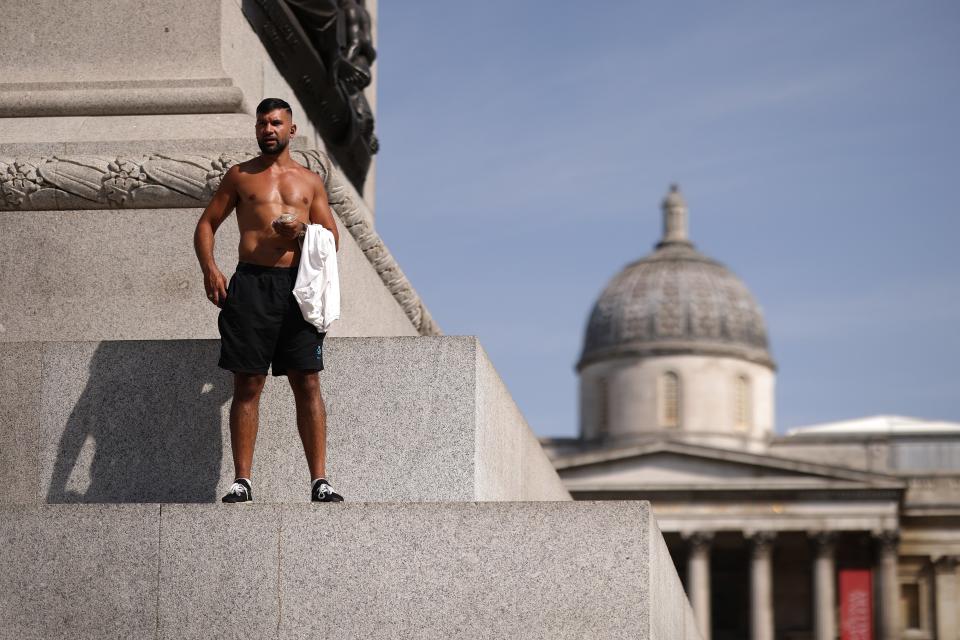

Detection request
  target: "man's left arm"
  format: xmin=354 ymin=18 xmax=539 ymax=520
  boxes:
xmin=308 ymin=172 xmax=339 ymax=251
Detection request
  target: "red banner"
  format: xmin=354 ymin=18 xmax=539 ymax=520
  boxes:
xmin=840 ymin=569 xmax=874 ymax=640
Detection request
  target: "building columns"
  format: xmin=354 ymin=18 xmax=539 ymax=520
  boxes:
xmin=749 ymin=531 xmax=776 ymax=640
xmin=684 ymin=531 xmax=713 ymax=640
xmin=934 ymin=555 xmax=959 ymax=640
xmin=810 ymin=532 xmax=837 ymax=640
xmin=875 ymin=530 xmax=901 ymax=640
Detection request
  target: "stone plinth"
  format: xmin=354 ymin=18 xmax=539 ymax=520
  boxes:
xmin=0 ymin=501 xmax=701 ymax=640
xmin=1 ymin=337 xmax=569 ymax=504
xmin=0 ymin=207 xmax=416 ymax=341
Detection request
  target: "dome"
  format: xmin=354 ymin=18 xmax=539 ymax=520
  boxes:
xmin=578 ymin=186 xmax=774 ymax=370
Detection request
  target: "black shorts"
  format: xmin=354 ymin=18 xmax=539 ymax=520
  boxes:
xmin=217 ymin=262 xmax=326 ymax=377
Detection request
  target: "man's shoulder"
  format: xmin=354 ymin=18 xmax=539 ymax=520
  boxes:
xmin=290 ymin=161 xmax=324 ymax=192
xmin=233 ymin=158 xmax=261 ymax=174
xmin=220 ymin=159 xmax=252 ymax=185
xmin=223 ymin=158 xmax=268 ymax=189
xmin=291 ymin=160 xmax=321 ymax=181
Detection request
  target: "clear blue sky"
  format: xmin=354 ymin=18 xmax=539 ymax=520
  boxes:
xmin=373 ymin=1 xmax=960 ymax=438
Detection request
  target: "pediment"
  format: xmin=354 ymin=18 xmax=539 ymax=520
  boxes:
xmin=553 ymin=440 xmax=902 ymax=491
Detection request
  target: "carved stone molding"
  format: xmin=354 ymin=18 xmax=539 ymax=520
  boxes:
xmin=0 ymin=150 xmax=439 ymax=337
xmin=0 ymin=153 xmax=236 ymax=210
xmin=0 ymin=84 xmax=244 ymax=118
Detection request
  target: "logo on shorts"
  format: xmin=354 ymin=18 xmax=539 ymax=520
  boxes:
xmin=315 ymin=344 xmax=322 ymax=359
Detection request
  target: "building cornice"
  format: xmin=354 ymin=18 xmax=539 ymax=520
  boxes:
xmin=552 ymin=438 xmax=905 ymax=487
xmin=566 ymin=482 xmax=905 ymax=497
xmin=577 ymin=339 xmax=777 ymax=371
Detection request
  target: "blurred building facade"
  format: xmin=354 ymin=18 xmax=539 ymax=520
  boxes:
xmin=544 ymin=187 xmax=960 ymax=640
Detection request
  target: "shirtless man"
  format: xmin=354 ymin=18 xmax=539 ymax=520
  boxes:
xmin=194 ymin=97 xmax=343 ymax=503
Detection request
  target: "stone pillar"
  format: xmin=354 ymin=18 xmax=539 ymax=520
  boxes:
xmin=875 ymin=531 xmax=901 ymax=640
xmin=684 ymin=531 xmax=713 ymax=640
xmin=810 ymin=532 xmax=837 ymax=640
xmin=934 ymin=555 xmax=959 ymax=640
xmin=749 ymin=531 xmax=776 ymax=640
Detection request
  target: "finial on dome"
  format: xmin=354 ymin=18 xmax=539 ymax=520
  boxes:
xmin=657 ymin=183 xmax=691 ymax=248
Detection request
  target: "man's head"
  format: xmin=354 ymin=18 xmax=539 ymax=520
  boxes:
xmin=255 ymin=98 xmax=296 ymax=155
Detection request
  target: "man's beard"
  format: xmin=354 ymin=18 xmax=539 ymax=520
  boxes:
xmin=257 ymin=137 xmax=289 ymax=155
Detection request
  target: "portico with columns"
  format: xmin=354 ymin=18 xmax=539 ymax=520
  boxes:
xmin=553 ymin=438 xmax=905 ymax=639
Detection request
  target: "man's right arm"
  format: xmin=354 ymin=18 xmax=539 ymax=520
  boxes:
xmin=194 ymin=165 xmax=239 ymax=307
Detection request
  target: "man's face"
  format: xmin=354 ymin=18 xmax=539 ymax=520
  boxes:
xmin=255 ymin=109 xmax=296 ymax=155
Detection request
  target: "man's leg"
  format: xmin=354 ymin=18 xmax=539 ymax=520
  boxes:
xmin=230 ymin=372 xmax=267 ymax=479
xmin=287 ymin=369 xmax=327 ymax=479
xmin=286 ymin=369 xmax=327 ymax=479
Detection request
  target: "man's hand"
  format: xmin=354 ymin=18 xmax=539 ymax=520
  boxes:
xmin=273 ymin=213 xmax=307 ymax=239
xmin=203 ymin=266 xmax=229 ymax=308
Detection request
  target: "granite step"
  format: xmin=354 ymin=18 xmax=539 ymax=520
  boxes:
xmin=0 ymin=501 xmax=699 ymax=640
xmin=0 ymin=336 xmax=569 ymax=505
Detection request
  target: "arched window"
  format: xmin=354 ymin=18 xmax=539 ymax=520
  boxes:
xmin=660 ymin=372 xmax=680 ymax=428
xmin=734 ymin=375 xmax=751 ymax=430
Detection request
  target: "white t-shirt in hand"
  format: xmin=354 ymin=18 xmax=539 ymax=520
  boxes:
xmin=293 ymin=225 xmax=340 ymax=332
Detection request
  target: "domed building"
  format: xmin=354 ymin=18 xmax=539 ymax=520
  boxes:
xmin=578 ymin=185 xmax=774 ymax=451
xmin=545 ymin=186 xmax=960 ymax=640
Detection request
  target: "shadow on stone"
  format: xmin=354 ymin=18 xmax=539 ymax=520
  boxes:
xmin=45 ymin=342 xmax=230 ymax=503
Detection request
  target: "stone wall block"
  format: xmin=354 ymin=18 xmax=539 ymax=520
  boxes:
xmin=0 ymin=504 xmax=160 ymax=640
xmin=158 ymin=504 xmax=281 ymax=640
xmin=278 ymin=502 xmax=653 ymax=639
xmin=0 ymin=342 xmax=42 ymax=503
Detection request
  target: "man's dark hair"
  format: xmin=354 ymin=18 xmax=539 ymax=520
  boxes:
xmin=256 ymin=98 xmax=293 ymax=117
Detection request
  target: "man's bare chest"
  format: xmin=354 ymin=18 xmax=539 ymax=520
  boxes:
xmin=235 ymin=174 xmax=313 ymax=209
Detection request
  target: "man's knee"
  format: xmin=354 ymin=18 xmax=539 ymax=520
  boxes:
xmin=233 ymin=372 xmax=267 ymax=402
xmin=288 ymin=370 xmax=321 ymax=397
